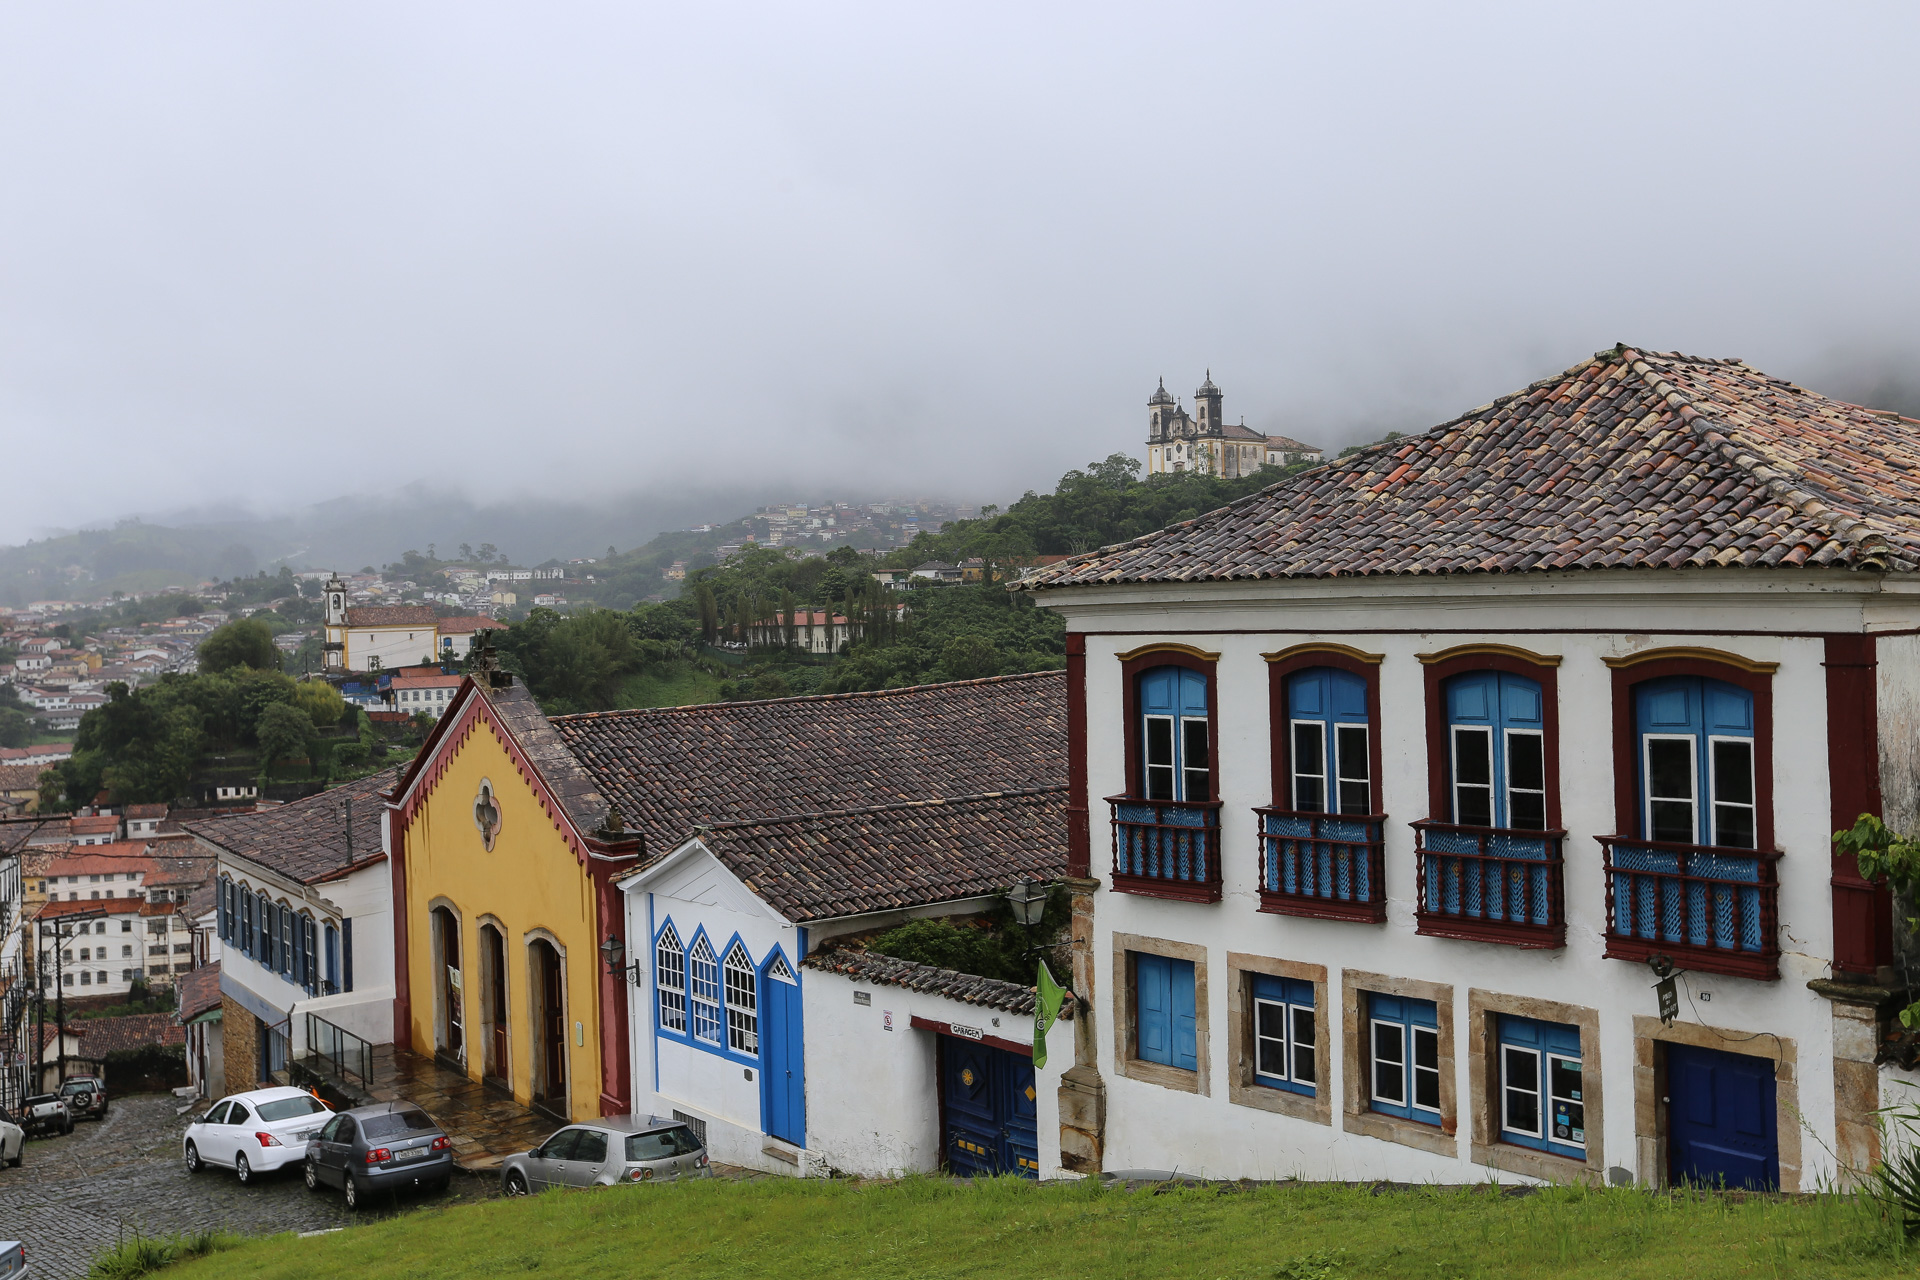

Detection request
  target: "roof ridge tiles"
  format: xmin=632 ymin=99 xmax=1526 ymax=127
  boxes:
xmin=551 ymin=668 xmax=1062 ymax=722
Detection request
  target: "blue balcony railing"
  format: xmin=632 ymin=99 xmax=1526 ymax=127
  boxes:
xmin=1254 ymin=808 xmax=1386 ymax=923
xmin=1412 ymin=821 xmax=1566 ymax=948
xmin=1600 ymin=837 xmax=1780 ymax=980
xmin=1107 ymin=797 xmax=1223 ymax=903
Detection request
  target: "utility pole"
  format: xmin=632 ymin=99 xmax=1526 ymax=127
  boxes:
xmin=37 ymin=909 xmax=104 ymax=1091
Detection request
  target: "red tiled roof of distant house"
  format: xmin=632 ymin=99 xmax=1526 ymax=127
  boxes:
xmin=435 ymin=616 xmax=503 ymax=634
xmin=35 ymin=897 xmax=146 ymax=922
xmin=123 ymin=804 xmax=168 ymax=820
xmin=343 ymin=605 xmax=438 ymax=628
xmin=1265 ymin=434 xmax=1323 ymax=452
xmin=388 ymin=675 xmax=463 ymax=692
xmin=71 ymin=1012 xmax=185 ymax=1054
xmin=67 ymin=815 xmax=119 ymax=837
xmin=42 ymin=844 xmax=158 ymax=879
xmin=0 ymin=764 xmax=48 ymax=793
xmin=176 ymin=962 xmax=222 ymax=1023
xmin=1023 ymin=345 xmax=1920 ymax=589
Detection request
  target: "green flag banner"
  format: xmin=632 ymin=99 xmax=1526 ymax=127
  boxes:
xmin=1033 ymin=959 xmax=1067 ymax=1069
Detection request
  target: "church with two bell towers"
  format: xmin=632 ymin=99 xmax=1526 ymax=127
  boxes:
xmin=1144 ymin=372 xmax=1323 ymax=477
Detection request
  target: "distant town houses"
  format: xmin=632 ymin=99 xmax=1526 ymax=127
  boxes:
xmin=318 ymin=572 xmax=500 ymax=672
xmin=1144 ymin=371 xmax=1324 ymax=476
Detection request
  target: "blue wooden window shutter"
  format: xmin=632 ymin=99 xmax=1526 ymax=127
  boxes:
xmin=1135 ymin=952 xmax=1197 ymax=1071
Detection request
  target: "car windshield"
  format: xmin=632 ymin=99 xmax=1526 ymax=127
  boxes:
xmin=256 ymin=1096 xmax=329 ymax=1122
xmin=361 ymin=1109 xmax=438 ymax=1141
xmin=59 ymin=1082 xmax=92 ymax=1095
xmin=626 ymin=1127 xmax=702 ymax=1161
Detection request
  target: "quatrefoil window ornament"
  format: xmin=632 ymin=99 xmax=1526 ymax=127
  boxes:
xmin=473 ymin=780 xmax=501 ymax=851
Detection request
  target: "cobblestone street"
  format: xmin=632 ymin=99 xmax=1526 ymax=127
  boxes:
xmin=0 ymin=1093 xmax=502 ymax=1280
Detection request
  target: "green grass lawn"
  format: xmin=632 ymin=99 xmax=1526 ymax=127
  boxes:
xmin=160 ymin=1176 xmax=1916 ymax=1280
xmin=615 ymin=660 xmax=727 ymax=709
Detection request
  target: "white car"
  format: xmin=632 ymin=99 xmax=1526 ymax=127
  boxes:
xmin=182 ymin=1087 xmax=333 ymax=1184
xmin=0 ymin=1114 xmax=22 ymax=1168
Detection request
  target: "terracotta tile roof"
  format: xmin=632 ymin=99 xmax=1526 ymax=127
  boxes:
xmin=1265 ymin=433 xmax=1322 ymax=452
xmin=0 ymin=764 xmax=48 ymax=793
xmin=1024 ymin=346 xmax=1920 ymax=589
xmin=686 ymin=787 xmax=1067 ymax=923
xmin=343 ymin=605 xmax=437 ymax=628
xmin=801 ymin=942 xmax=1076 ymax=1018
xmin=68 ymin=815 xmax=118 ymax=836
xmin=183 ymin=773 xmax=388 ymax=885
xmin=42 ymin=844 xmax=158 ymax=878
xmin=70 ymin=1012 xmax=184 ymax=1055
xmin=389 ymin=675 xmax=463 ymax=690
xmin=550 ymin=671 xmax=1066 ymax=857
xmin=123 ymin=804 xmax=168 ymax=820
xmin=176 ymin=962 xmax=222 ymax=1022
xmin=36 ymin=897 xmax=145 ymax=920
xmin=435 ymin=616 xmax=503 ymax=634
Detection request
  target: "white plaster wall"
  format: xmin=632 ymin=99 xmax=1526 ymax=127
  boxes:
xmin=803 ymin=968 xmax=1068 ymax=1179
xmin=621 ymin=851 xmax=806 ymax=1176
xmin=348 ymin=626 xmax=439 ymax=672
xmin=1050 ymin=573 xmax=1906 ymax=1186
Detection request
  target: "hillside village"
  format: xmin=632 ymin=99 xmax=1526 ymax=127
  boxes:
xmin=5 ymin=347 xmax=1920 ymax=1280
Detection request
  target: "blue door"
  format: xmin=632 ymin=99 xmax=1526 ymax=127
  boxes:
xmin=1667 ymin=1043 xmax=1777 ymax=1189
xmin=758 ymin=953 xmax=805 ymax=1146
xmin=941 ymin=1038 xmax=1039 ymax=1178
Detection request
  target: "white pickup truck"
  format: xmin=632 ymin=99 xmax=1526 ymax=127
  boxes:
xmin=0 ymin=1238 xmax=27 ymax=1277
xmin=17 ymin=1096 xmax=70 ymax=1139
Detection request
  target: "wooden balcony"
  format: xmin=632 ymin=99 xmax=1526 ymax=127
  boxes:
xmin=1253 ymin=808 xmax=1387 ymax=923
xmin=1106 ymin=797 xmax=1223 ymax=903
xmin=1599 ymin=836 xmax=1781 ymax=980
xmin=1412 ymin=821 xmax=1566 ymax=948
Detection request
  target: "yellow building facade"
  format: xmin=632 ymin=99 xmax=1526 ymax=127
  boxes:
xmin=388 ymin=678 xmax=636 ymax=1120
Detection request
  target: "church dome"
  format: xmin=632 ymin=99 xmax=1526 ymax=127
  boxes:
xmin=1197 ymin=369 xmax=1220 ymax=396
xmin=1148 ymin=378 xmax=1173 ymax=406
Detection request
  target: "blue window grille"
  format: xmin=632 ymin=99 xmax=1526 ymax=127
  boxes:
xmin=1368 ymin=993 xmax=1441 ymax=1125
xmin=689 ymin=935 xmax=723 ymax=1044
xmin=656 ymin=924 xmax=687 ymax=1033
xmin=1498 ymin=1014 xmax=1584 ymax=1160
xmin=1250 ymin=974 xmax=1315 ymax=1096
xmin=1134 ymin=952 xmax=1197 ymax=1071
xmin=1608 ymin=676 xmax=1766 ymax=954
xmin=1259 ymin=667 xmax=1381 ymax=914
xmin=1111 ymin=665 xmax=1221 ymax=898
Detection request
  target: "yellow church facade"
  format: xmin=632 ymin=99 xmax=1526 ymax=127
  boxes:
xmin=386 ymin=674 xmax=638 ymax=1120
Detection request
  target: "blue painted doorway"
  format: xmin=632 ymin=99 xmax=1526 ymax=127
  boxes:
xmin=758 ymin=953 xmax=805 ymax=1147
xmin=1667 ymin=1042 xmax=1777 ymax=1189
xmin=940 ymin=1037 xmax=1039 ymax=1178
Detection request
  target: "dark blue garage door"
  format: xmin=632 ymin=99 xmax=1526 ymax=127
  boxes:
xmin=941 ymin=1037 xmax=1039 ymax=1178
xmin=1667 ymin=1042 xmax=1777 ymax=1190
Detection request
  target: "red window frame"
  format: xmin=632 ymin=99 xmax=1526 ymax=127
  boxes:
xmin=1118 ymin=644 xmax=1220 ymax=802
xmin=1265 ymin=643 xmax=1385 ymax=813
xmin=1420 ymin=645 xmax=1563 ymax=829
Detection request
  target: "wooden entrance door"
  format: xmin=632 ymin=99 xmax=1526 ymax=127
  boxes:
xmin=436 ymin=909 xmax=464 ymax=1062
xmin=485 ymin=926 xmax=508 ymax=1080
xmin=533 ymin=941 xmax=566 ymax=1109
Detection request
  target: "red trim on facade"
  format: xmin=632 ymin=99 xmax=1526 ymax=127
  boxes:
xmin=910 ymin=1014 xmax=1034 ymax=1058
xmin=1422 ymin=650 xmax=1563 ymax=829
xmin=593 ymin=861 xmax=631 ymax=1115
xmin=1266 ymin=648 xmax=1386 ymax=818
xmin=1606 ymin=655 xmax=1775 ymax=857
xmin=389 ymin=807 xmax=411 ymax=1046
xmin=1118 ymin=649 xmax=1220 ymax=802
xmin=1066 ymin=632 xmax=1090 ymax=879
xmin=1826 ymin=635 xmax=1891 ymax=975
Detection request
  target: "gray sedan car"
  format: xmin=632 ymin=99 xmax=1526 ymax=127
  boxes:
xmin=500 ymin=1117 xmax=709 ymax=1195
xmin=302 ymin=1101 xmax=453 ymax=1211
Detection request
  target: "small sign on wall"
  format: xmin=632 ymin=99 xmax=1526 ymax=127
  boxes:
xmin=1656 ymin=977 xmax=1678 ymax=1025
xmin=883 ymin=1010 xmax=893 ymax=1031
xmin=854 ymin=991 xmax=871 ymax=1006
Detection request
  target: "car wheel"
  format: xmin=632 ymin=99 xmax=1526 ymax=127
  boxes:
xmin=184 ymin=1140 xmax=203 ymax=1174
xmin=235 ymin=1152 xmax=252 ymax=1185
xmin=63 ymin=1121 xmax=73 ymax=1136
xmin=304 ymin=1158 xmax=321 ymax=1191
xmin=430 ymin=1176 xmax=451 ymax=1195
xmin=504 ymin=1170 xmax=529 ymax=1197
xmin=343 ymin=1175 xmax=361 ymax=1211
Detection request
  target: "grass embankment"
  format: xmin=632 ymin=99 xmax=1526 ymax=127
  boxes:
xmin=163 ymin=1175 xmax=1914 ymax=1280
xmin=615 ymin=660 xmax=727 ymax=709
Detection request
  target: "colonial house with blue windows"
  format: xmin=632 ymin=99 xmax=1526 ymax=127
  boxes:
xmin=187 ymin=774 xmax=395 ymax=1092
xmin=1023 ymin=346 xmax=1920 ymax=1190
xmin=386 ymin=669 xmax=1072 ymax=1175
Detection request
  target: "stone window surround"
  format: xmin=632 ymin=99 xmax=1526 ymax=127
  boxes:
xmin=1227 ymin=952 xmax=1330 ymax=1126
xmin=1342 ymin=969 xmax=1458 ymax=1159
xmin=1111 ymin=931 xmax=1210 ymax=1095
xmin=1631 ymin=1014 xmax=1800 ymax=1192
xmin=1467 ymin=988 xmax=1604 ymax=1184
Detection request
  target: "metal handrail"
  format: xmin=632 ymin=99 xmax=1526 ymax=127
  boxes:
xmin=302 ymin=1011 xmax=374 ymax=1087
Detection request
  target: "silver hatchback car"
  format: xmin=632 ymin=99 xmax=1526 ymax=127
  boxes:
xmin=500 ymin=1117 xmax=709 ymax=1195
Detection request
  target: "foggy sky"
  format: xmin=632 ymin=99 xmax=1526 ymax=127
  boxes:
xmin=5 ymin=2 xmax=1920 ymax=548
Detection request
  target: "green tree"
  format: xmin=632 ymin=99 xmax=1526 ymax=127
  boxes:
xmin=293 ymin=681 xmax=346 ymax=729
xmin=197 ymin=619 xmax=280 ymax=673
xmin=938 ymin=635 xmax=999 ymax=681
xmin=0 ymin=707 xmax=29 ymax=748
xmin=255 ymin=701 xmax=314 ymax=780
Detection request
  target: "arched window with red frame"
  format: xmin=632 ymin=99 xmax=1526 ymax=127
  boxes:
xmin=1110 ymin=645 xmax=1222 ymax=902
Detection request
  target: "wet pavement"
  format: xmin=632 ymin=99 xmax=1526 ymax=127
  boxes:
xmin=0 ymin=1092 xmax=504 ymax=1280
xmin=341 ymin=1045 xmax=558 ymax=1171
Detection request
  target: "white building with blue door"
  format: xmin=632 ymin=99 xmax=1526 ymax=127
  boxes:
xmin=1023 ymin=347 xmax=1920 ymax=1190
xmin=617 ymin=787 xmax=1073 ymax=1177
